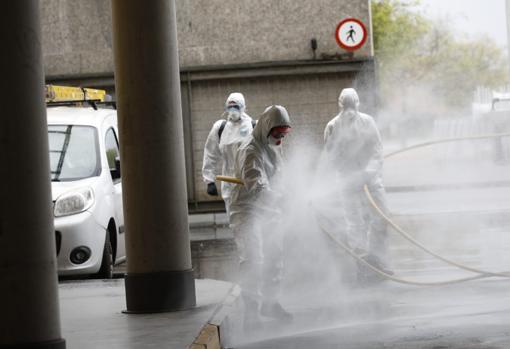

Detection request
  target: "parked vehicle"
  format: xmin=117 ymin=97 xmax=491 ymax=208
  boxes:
xmin=47 ymin=85 xmax=125 ymax=278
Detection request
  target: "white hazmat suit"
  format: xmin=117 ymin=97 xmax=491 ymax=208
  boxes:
xmin=324 ymin=88 xmax=390 ymax=272
xmin=202 ymin=92 xmax=254 ymax=215
xmin=230 ymin=105 xmax=292 ymax=322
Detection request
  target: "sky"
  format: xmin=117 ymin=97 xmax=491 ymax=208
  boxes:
xmin=408 ymin=0 xmax=509 ymax=48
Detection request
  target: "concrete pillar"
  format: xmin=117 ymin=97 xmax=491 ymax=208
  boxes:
xmin=0 ymin=1 xmax=65 ymax=348
xmin=111 ymin=0 xmax=196 ymax=313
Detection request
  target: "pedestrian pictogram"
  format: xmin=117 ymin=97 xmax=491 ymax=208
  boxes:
xmin=335 ymin=18 xmax=367 ymax=51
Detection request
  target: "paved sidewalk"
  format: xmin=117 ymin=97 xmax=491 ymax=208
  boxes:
xmin=59 ymin=278 xmax=233 ymax=349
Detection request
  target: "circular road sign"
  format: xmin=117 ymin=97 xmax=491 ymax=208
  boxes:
xmin=335 ymin=18 xmax=367 ymax=51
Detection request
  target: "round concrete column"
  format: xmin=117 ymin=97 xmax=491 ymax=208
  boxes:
xmin=112 ymin=0 xmax=196 ymax=313
xmin=0 ymin=1 xmax=65 ymax=348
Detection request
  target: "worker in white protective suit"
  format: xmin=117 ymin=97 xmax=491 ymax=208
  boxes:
xmin=324 ymin=88 xmax=392 ymax=277
xmin=229 ymin=105 xmax=293 ymax=325
xmin=202 ymin=93 xmax=255 ymax=216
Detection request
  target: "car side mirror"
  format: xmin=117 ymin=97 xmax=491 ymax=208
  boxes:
xmin=111 ymin=156 xmax=121 ymax=180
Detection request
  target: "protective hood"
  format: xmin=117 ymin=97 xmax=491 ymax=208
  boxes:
xmin=229 ymin=106 xmax=290 ymax=220
xmin=338 ymin=88 xmax=360 ymax=111
xmin=252 ymin=105 xmax=291 ymax=145
xmin=225 ymin=92 xmax=246 ymax=112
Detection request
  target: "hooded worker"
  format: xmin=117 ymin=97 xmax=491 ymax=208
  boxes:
xmin=229 ymin=105 xmax=293 ymax=325
xmin=202 ymin=92 xmax=255 ymax=216
xmin=324 ymin=88 xmax=392 ymax=276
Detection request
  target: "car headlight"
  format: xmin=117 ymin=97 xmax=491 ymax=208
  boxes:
xmin=54 ymin=187 xmax=95 ymax=217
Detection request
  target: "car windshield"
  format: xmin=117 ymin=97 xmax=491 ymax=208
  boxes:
xmin=48 ymin=125 xmax=100 ymax=181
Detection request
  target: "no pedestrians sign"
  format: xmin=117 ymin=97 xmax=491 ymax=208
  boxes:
xmin=335 ymin=18 xmax=367 ymax=51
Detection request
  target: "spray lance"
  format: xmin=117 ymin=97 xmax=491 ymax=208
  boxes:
xmin=216 ymin=175 xmax=244 ymax=185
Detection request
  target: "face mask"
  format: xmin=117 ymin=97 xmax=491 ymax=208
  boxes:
xmin=226 ymin=105 xmax=241 ymax=121
xmin=227 ymin=110 xmax=241 ymax=122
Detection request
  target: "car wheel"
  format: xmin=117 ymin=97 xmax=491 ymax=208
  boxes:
xmin=97 ymin=232 xmax=113 ymax=279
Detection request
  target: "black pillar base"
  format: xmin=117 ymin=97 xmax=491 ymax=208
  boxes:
xmin=124 ymin=269 xmax=196 ymax=313
xmin=0 ymin=339 xmax=66 ymax=349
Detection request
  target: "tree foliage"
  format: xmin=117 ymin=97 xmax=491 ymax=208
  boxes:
xmin=371 ymin=0 xmax=509 ymax=113
xmin=372 ymin=0 xmax=429 ymax=59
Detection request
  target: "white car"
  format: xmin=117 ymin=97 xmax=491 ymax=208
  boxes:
xmin=47 ymin=106 xmax=125 ymax=278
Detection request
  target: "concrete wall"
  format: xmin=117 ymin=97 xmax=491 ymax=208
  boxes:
xmin=41 ymin=0 xmax=372 ymax=77
xmin=176 ymin=0 xmax=373 ymax=66
xmin=41 ymin=0 xmax=114 ymax=77
xmin=189 ymin=72 xmax=363 ymax=202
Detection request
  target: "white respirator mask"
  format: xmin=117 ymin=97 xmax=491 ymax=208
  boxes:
xmin=227 ymin=111 xmax=241 ymax=122
xmin=226 ymin=105 xmax=241 ymax=122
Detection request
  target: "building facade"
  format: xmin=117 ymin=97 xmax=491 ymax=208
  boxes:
xmin=41 ymin=0 xmax=376 ymax=210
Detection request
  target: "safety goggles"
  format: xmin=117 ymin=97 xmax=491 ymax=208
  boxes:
xmin=269 ymin=126 xmax=291 ymax=139
xmin=226 ymin=104 xmax=241 ymax=111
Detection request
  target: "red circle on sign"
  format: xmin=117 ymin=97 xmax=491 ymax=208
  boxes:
xmin=335 ymin=18 xmax=367 ymax=51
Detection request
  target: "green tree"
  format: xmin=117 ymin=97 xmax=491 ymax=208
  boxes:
xmin=371 ymin=0 xmax=429 ymax=59
xmin=371 ymin=0 xmax=509 ymax=113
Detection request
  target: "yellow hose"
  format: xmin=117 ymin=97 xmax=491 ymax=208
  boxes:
xmin=314 ymin=208 xmax=492 ymax=286
xmin=364 ymin=185 xmax=510 ymax=278
xmin=384 ymin=132 xmax=510 ymax=159
xmin=362 ymin=132 xmax=510 ymax=280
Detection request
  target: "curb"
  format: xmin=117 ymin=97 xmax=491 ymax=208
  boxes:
xmin=188 ymin=284 xmax=241 ymax=349
xmin=189 ymin=324 xmax=221 ymax=349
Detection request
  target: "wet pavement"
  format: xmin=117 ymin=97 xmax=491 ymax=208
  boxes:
xmin=222 ymin=147 xmax=510 ymax=348
xmin=227 ymin=222 xmax=510 ymax=348
xmin=224 ymin=193 xmax=510 ymax=348
xmin=231 ymin=275 xmax=510 ymax=349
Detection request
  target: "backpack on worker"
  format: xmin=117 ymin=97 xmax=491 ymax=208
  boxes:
xmin=218 ymin=119 xmax=257 ymax=140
